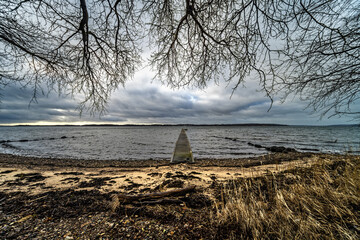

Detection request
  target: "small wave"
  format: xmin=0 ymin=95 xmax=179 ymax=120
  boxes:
xmin=1 ymin=136 xmax=75 ymax=144
xmin=132 ymin=142 xmax=147 ymax=146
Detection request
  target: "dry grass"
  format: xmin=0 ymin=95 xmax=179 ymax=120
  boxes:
xmin=213 ymin=156 xmax=360 ymax=239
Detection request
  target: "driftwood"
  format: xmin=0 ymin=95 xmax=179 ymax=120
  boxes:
xmin=118 ymin=185 xmax=196 ymax=201
xmin=131 ymin=198 xmax=183 ymax=206
xmin=111 ymin=185 xmax=196 ymax=209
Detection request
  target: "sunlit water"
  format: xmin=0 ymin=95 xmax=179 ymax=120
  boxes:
xmin=0 ymin=125 xmax=359 ymax=160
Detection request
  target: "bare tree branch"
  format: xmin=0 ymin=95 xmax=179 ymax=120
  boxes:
xmin=0 ymin=0 xmax=358 ymax=118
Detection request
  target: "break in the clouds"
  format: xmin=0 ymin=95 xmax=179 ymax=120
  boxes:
xmin=0 ymin=68 xmax=356 ymax=125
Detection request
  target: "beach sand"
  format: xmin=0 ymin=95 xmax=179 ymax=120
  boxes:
xmin=0 ymin=152 xmax=315 ymax=195
xmin=0 ymin=152 xmax=358 ymax=239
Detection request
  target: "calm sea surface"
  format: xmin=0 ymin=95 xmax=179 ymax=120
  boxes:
xmin=0 ymin=125 xmax=359 ymax=160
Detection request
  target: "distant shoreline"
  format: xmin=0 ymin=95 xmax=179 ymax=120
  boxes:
xmin=1 ymin=123 xmax=359 ymax=127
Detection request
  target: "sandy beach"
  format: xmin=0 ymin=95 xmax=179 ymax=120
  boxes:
xmin=0 ymin=152 xmax=315 ymax=195
xmin=0 ymin=152 xmax=359 ymax=239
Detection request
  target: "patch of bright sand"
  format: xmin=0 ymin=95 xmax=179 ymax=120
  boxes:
xmin=0 ymin=157 xmax=315 ymax=195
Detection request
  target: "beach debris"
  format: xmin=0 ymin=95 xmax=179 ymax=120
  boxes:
xmin=14 ymin=173 xmax=47 ymax=182
xmin=55 ymin=171 xmax=84 ymax=176
xmin=161 ymin=179 xmax=184 ymax=188
xmin=78 ymin=177 xmax=113 ymax=188
xmin=61 ymin=177 xmax=80 ymax=183
xmin=111 ymin=185 xmax=196 ymax=208
xmin=171 ymin=129 xmax=194 ymax=163
xmin=0 ymin=170 xmax=16 ymax=174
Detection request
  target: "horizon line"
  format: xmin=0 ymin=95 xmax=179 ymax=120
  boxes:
xmin=0 ymin=123 xmax=358 ymax=127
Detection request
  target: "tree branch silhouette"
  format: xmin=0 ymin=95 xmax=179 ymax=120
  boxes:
xmin=0 ymin=0 xmax=358 ymax=117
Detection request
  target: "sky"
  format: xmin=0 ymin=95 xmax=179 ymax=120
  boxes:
xmin=0 ymin=65 xmax=357 ymax=126
xmin=1 ymin=1 xmax=359 ymax=126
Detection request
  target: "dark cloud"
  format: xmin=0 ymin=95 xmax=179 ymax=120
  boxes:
xmin=0 ymin=85 xmax=83 ymax=124
xmin=0 ymin=72 xmax=356 ymax=125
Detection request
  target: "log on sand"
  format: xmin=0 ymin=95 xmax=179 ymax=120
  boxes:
xmin=111 ymin=185 xmax=196 ymax=209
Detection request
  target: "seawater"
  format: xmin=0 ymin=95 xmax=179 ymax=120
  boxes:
xmin=0 ymin=125 xmax=359 ymax=160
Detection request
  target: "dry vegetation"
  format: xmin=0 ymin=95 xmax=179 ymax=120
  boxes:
xmin=213 ymin=156 xmax=360 ymax=239
xmin=0 ymin=153 xmax=359 ymax=239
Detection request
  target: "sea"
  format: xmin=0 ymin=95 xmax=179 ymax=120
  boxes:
xmin=0 ymin=125 xmax=359 ymax=160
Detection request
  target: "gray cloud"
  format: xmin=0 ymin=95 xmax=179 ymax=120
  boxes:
xmin=0 ymin=85 xmax=84 ymax=124
xmin=0 ymin=70 xmax=356 ymax=125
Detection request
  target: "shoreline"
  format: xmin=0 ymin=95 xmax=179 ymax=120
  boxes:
xmin=1 ymin=152 xmax=359 ymax=239
xmin=0 ymin=151 xmax=315 ymax=168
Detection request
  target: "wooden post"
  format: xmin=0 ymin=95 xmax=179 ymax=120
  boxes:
xmin=171 ymin=129 xmax=194 ymax=163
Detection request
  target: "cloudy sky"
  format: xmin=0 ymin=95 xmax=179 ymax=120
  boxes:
xmin=1 ymin=64 xmax=357 ymax=126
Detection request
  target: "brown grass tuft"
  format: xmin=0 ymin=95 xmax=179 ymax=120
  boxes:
xmin=213 ymin=156 xmax=360 ymax=239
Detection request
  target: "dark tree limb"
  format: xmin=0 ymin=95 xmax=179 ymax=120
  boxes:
xmin=116 ymin=185 xmax=196 ymax=202
xmin=0 ymin=0 xmax=359 ymax=118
